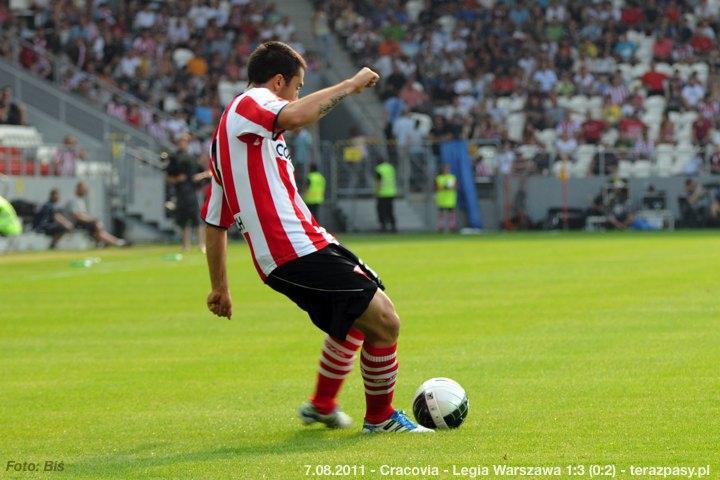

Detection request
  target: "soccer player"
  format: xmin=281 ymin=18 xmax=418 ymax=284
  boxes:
xmin=201 ymin=41 xmax=432 ymax=434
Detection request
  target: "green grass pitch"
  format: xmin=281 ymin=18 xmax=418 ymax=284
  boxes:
xmin=1 ymin=232 xmax=718 ymax=479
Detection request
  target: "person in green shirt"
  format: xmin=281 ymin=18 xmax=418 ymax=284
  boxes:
xmin=303 ymin=163 xmax=325 ymax=221
xmin=435 ymin=164 xmax=457 ymax=233
xmin=375 ymin=158 xmax=397 ymax=232
xmin=0 ymin=194 xmax=22 ymax=237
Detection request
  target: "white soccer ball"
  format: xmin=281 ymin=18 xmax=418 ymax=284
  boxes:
xmin=412 ymin=377 xmax=469 ymax=429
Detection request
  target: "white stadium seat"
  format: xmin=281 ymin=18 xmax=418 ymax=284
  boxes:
xmin=517 ymin=144 xmax=539 ymax=160
xmin=632 ymin=160 xmax=652 ymax=177
xmin=0 ymin=126 xmax=43 ymax=149
xmin=536 ymin=129 xmax=557 ymax=151
xmin=617 ymin=160 xmax=632 ymax=178
xmin=506 ymin=112 xmax=526 ymax=142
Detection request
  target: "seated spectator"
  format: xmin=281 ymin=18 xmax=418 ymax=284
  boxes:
xmin=33 ymin=188 xmax=74 ymax=248
xmin=613 ymin=33 xmax=637 ymax=61
xmin=653 ymin=36 xmax=673 ymax=61
xmin=679 ymin=178 xmax=708 ymax=227
xmin=618 ymin=112 xmax=646 ymax=146
xmin=682 ymin=73 xmax=706 ymax=109
xmin=602 ymin=97 xmax=622 ymax=126
xmin=641 ymin=62 xmax=669 ymax=96
xmin=0 ymin=86 xmax=27 ymax=125
xmin=555 ymin=72 xmax=576 ymax=97
xmin=607 ymin=73 xmax=630 ymax=106
xmin=66 ymin=181 xmax=126 ymax=247
xmin=607 ymin=188 xmax=635 ymax=230
xmin=492 ymin=67 xmax=515 ymax=97
xmin=693 ymin=116 xmax=713 ymax=145
xmin=573 ymin=65 xmax=597 ymax=95
xmin=544 ymin=92 xmax=565 ymax=128
xmin=532 ymin=59 xmax=558 ymax=93
xmin=555 ymin=131 xmax=578 ymax=162
xmin=556 ymin=111 xmax=580 ymax=138
xmin=633 ymin=129 xmax=655 ymax=161
xmin=709 ymin=150 xmax=720 ymax=175
xmin=525 ymin=95 xmax=546 ymax=130
xmin=659 ymin=114 xmax=676 ymax=143
xmin=581 ymin=112 xmax=606 ymax=144
xmin=53 ymin=135 xmax=86 ymax=176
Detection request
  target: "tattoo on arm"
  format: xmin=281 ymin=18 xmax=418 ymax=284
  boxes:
xmin=319 ymin=92 xmax=349 ymax=118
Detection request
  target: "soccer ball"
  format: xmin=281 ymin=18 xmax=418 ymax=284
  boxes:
xmin=412 ymin=377 xmax=469 ymax=429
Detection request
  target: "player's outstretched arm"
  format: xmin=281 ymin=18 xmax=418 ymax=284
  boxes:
xmin=205 ymin=225 xmax=232 ymax=319
xmin=277 ymin=67 xmax=379 ymax=131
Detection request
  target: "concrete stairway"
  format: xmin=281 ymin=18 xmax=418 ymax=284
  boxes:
xmin=277 ymin=0 xmax=386 ymax=140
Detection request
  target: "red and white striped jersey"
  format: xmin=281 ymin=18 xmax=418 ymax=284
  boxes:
xmin=201 ymin=87 xmax=336 ymax=280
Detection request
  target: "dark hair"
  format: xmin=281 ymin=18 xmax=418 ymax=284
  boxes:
xmin=247 ymin=41 xmax=306 ymax=85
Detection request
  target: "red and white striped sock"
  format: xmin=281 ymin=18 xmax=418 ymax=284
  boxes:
xmin=361 ymin=343 xmax=398 ymax=424
xmin=310 ymin=327 xmax=364 ymax=414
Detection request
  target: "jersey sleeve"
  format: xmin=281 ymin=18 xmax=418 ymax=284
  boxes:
xmin=231 ymin=88 xmax=289 ymax=140
xmin=201 ymin=173 xmax=234 ymax=229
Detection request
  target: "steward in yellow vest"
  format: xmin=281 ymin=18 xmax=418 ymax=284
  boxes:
xmin=435 ymin=164 xmax=457 ymax=232
xmin=375 ymin=159 xmax=397 ymax=232
xmin=303 ymin=163 xmax=325 ymax=220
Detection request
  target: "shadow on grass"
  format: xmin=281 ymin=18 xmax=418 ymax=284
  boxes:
xmin=69 ymin=429 xmax=368 ymax=478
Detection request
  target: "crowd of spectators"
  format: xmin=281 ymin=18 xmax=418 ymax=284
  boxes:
xmin=322 ymin=0 xmax=720 ymax=177
xmin=0 ymin=0 xmax=322 ymax=145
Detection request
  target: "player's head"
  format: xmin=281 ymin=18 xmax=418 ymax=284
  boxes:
xmin=247 ymin=41 xmax=306 ymax=102
xmin=49 ymin=188 xmax=60 ymax=203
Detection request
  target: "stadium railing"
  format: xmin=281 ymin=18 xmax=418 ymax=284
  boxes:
xmin=3 ymin=38 xmax=194 ymax=149
xmin=322 ymin=138 xmax=719 ymax=198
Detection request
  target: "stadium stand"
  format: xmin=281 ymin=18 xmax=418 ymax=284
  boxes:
xmin=322 ymin=0 xmax=720 ymax=178
xmin=0 ymin=1 xmax=322 ymax=143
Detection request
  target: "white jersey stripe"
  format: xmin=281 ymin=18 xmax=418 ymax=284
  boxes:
xmin=200 ymin=87 xmax=338 ymax=278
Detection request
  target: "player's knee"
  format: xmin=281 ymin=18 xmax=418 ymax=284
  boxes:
xmin=378 ymin=305 xmax=400 ymax=343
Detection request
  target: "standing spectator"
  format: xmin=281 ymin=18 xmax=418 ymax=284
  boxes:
xmin=166 ymin=134 xmax=210 ymax=252
xmin=53 ymin=135 xmax=86 ymax=176
xmin=288 ymin=128 xmax=313 ymax=184
xmin=33 ymin=188 xmax=74 ymax=248
xmin=0 ymin=86 xmax=27 ymax=125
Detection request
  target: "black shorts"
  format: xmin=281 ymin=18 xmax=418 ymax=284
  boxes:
xmin=175 ymin=201 xmax=200 ymax=228
xmin=266 ymin=243 xmax=385 ymax=339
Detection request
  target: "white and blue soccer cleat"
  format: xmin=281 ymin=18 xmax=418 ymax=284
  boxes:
xmin=361 ymin=410 xmax=435 ymax=433
xmin=298 ymin=401 xmax=353 ymax=429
